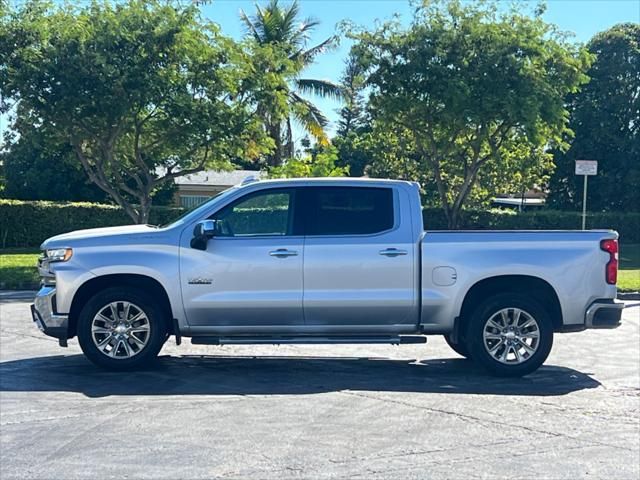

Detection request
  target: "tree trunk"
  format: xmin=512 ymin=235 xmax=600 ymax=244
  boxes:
xmin=267 ymin=122 xmax=284 ymax=167
xmin=446 ymin=206 xmax=460 ymax=230
xmin=135 ymin=199 xmax=152 ymax=225
xmin=284 ymin=117 xmax=294 ymax=159
xmin=429 ymin=156 xmax=460 ymax=230
xmin=74 ymin=144 xmax=153 ymax=225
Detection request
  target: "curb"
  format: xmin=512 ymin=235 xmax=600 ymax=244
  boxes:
xmin=0 ymin=290 xmax=37 ymax=300
xmin=617 ymin=292 xmax=640 ymax=301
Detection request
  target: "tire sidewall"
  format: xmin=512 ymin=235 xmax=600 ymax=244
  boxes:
xmin=77 ymin=287 xmax=167 ymax=370
xmin=466 ymin=293 xmax=553 ymax=377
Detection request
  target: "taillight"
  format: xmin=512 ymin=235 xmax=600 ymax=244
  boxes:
xmin=600 ymin=239 xmax=618 ymax=285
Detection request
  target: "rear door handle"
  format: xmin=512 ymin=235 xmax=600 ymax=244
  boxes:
xmin=379 ymin=248 xmax=408 ymax=257
xmin=269 ymin=249 xmax=298 ymax=258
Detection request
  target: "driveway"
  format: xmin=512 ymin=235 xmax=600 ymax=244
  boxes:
xmin=1 ymin=295 xmax=639 ymax=479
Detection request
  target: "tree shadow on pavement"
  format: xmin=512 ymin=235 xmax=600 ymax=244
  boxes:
xmin=0 ymin=354 xmax=601 ymax=398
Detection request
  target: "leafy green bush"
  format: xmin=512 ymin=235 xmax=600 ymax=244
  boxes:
xmin=0 ymin=200 xmax=184 ymax=248
xmin=1 ymin=199 xmax=638 ymax=248
xmin=423 ymin=208 xmax=640 ymax=242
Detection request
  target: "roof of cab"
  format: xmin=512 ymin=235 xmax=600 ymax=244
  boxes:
xmin=238 ymin=177 xmax=419 ymax=188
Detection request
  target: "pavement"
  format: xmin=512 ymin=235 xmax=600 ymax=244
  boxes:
xmin=0 ymin=294 xmax=639 ymax=480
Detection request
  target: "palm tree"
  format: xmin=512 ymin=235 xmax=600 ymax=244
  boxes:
xmin=240 ymin=0 xmax=342 ymax=165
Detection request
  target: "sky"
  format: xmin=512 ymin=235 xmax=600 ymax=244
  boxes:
xmin=1 ymin=0 xmax=638 ymax=141
xmin=202 ymin=0 xmax=640 ymax=141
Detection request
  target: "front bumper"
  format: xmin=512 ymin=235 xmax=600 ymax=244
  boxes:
xmin=585 ymin=300 xmax=624 ymax=329
xmin=31 ymin=286 xmax=69 ymax=346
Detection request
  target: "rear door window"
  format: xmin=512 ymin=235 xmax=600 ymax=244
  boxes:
xmin=305 ymin=187 xmax=394 ymax=236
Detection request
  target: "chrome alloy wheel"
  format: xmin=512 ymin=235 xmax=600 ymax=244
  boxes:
xmin=91 ymin=301 xmax=151 ymax=358
xmin=482 ymin=307 xmax=540 ymax=365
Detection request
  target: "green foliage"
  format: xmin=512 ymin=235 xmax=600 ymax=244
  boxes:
xmin=333 ymin=52 xmax=371 ymax=177
xmin=547 ymin=23 xmax=640 ymax=212
xmin=333 ymin=131 xmax=373 ymax=178
xmin=1 ymin=123 xmax=178 ymax=205
xmin=0 ymin=0 xmax=270 ymax=223
xmin=240 ymin=0 xmax=342 ymax=165
xmin=2 ymin=199 xmax=637 ymax=248
xmin=1 ymin=126 xmax=107 ymax=202
xmin=348 ymin=0 xmax=592 ymax=227
xmin=619 ymin=243 xmax=640 ymax=270
xmin=267 ymin=146 xmax=349 ymax=178
xmin=336 ymin=52 xmax=367 ymax=138
xmin=0 ymin=199 xmax=183 ymax=248
xmin=420 ymin=208 xmax=640 ymax=243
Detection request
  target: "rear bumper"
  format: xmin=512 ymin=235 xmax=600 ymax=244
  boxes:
xmin=585 ymin=300 xmax=624 ymax=329
xmin=31 ymin=286 xmax=70 ymax=345
xmin=558 ymin=299 xmax=624 ymax=332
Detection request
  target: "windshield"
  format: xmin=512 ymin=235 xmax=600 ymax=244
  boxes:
xmin=161 ymin=187 xmax=239 ymax=228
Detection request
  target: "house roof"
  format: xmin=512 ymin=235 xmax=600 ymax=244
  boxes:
xmin=172 ymin=169 xmax=263 ymax=186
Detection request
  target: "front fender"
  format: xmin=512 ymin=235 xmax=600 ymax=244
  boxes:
xmin=70 ymin=244 xmax=183 ymax=325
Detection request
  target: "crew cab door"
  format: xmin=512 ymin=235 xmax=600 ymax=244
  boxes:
xmin=302 ymin=186 xmax=417 ymax=330
xmin=180 ymin=187 xmax=304 ymax=329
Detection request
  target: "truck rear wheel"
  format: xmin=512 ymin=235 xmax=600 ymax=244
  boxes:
xmin=77 ymin=287 xmax=167 ymax=370
xmin=466 ymin=293 xmax=553 ymax=377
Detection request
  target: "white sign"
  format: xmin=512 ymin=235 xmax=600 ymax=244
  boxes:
xmin=575 ymin=160 xmax=598 ymax=176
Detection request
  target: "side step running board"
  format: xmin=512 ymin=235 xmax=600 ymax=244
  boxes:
xmin=191 ymin=335 xmax=427 ymax=346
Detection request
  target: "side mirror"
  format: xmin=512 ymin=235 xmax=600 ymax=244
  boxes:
xmin=191 ymin=220 xmax=217 ymax=250
xmin=193 ymin=220 xmax=216 ymax=238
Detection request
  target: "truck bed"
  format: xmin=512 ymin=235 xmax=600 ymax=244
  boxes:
xmin=419 ymin=230 xmax=618 ymax=331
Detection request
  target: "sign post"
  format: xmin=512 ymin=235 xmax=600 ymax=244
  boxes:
xmin=575 ymin=160 xmax=598 ymax=230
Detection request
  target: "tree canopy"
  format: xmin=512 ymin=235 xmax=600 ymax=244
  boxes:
xmin=1 ymin=0 xmax=632 ymax=224
xmin=240 ymin=0 xmax=342 ymax=165
xmin=0 ymin=0 xmax=273 ymax=222
xmin=346 ymin=0 xmax=592 ymax=227
xmin=547 ymin=23 xmax=640 ymax=212
xmin=267 ymin=145 xmax=348 ymax=178
xmin=1 ymin=121 xmax=107 ymax=202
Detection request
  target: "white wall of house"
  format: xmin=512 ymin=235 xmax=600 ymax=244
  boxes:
xmin=173 ymin=170 xmax=262 ymax=208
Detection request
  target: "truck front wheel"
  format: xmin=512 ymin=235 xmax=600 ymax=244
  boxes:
xmin=77 ymin=287 xmax=167 ymax=370
xmin=466 ymin=293 xmax=553 ymax=377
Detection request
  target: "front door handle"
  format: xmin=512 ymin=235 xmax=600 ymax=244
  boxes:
xmin=379 ymin=248 xmax=408 ymax=257
xmin=269 ymin=249 xmax=298 ymax=258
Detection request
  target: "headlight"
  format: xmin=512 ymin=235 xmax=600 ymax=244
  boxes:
xmin=46 ymin=248 xmax=73 ymax=262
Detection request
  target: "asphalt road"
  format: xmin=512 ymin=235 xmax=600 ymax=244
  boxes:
xmin=1 ymin=294 xmax=639 ymax=480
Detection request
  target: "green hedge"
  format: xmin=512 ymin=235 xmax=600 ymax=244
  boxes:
xmin=0 ymin=199 xmax=184 ymax=248
xmin=422 ymin=208 xmax=640 ymax=242
xmin=1 ymin=199 xmax=638 ymax=248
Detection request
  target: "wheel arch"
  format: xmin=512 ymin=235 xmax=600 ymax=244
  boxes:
xmin=457 ymin=275 xmax=563 ymax=334
xmin=68 ymin=274 xmax=175 ymax=338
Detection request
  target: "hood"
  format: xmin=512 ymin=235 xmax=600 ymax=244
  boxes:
xmin=40 ymin=224 xmax=160 ymax=249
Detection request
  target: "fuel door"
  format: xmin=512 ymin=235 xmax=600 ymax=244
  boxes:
xmin=432 ymin=266 xmax=457 ymax=286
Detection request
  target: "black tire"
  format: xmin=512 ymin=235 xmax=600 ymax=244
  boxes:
xmin=465 ymin=293 xmax=553 ymax=377
xmin=77 ymin=287 xmax=167 ymax=370
xmin=444 ymin=334 xmax=472 ymax=359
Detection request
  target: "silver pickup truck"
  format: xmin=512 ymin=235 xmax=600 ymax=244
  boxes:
xmin=32 ymin=178 xmax=623 ymax=376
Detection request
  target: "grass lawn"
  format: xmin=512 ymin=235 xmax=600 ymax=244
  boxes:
xmin=0 ymin=249 xmax=40 ymax=290
xmin=618 ymin=243 xmax=640 ymax=292
xmin=0 ymin=243 xmax=639 ymax=292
